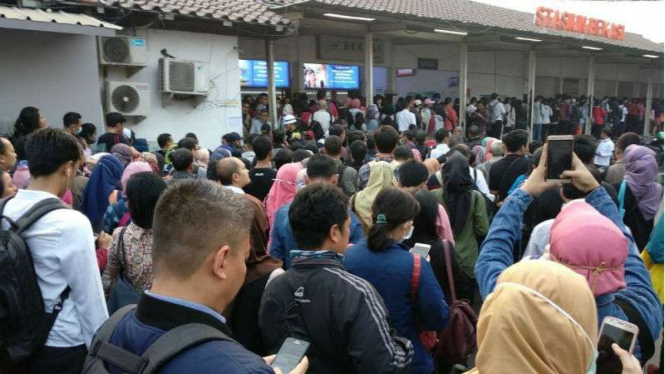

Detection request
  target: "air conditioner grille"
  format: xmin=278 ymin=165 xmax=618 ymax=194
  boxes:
xmin=103 ymin=37 xmax=130 ymax=63
xmin=169 ymin=61 xmax=195 ymax=92
xmin=111 ymin=85 xmax=140 ymax=113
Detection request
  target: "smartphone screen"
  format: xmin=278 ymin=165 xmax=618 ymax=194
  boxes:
xmin=272 ymin=338 xmax=309 ymax=373
xmin=410 ymin=243 xmax=431 ymax=258
xmin=547 ymin=139 xmax=573 ymax=180
xmin=598 ymin=323 xmax=636 ymax=352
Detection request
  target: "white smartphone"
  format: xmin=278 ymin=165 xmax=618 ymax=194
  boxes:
xmin=272 ymin=337 xmax=309 ymax=374
xmin=546 ymin=135 xmax=574 ymax=183
xmin=410 ymin=243 xmax=431 ymax=258
xmin=597 ymin=316 xmax=639 ymax=354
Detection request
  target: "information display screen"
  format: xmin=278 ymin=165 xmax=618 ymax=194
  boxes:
xmin=239 ymin=60 xmax=290 ymax=88
xmin=303 ymin=63 xmax=360 ymax=90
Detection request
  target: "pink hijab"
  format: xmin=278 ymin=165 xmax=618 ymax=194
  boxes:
xmin=351 ymin=98 xmax=361 ymax=109
xmin=120 ymin=162 xmax=153 ymax=198
xmin=549 ymin=201 xmax=628 ymax=297
xmin=265 ymin=162 xmax=304 ymax=226
xmin=484 ymin=138 xmax=496 ymax=162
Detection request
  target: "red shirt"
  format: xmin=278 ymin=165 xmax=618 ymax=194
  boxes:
xmin=592 ymin=106 xmax=606 ymax=125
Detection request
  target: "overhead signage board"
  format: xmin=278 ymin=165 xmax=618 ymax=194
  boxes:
xmin=535 ymin=7 xmax=625 ymax=40
xmin=303 ymin=63 xmax=360 ymax=90
xmin=317 ymin=35 xmax=385 ymax=64
xmin=239 ymin=60 xmax=290 ymax=88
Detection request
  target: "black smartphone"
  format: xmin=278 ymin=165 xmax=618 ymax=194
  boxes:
xmin=547 ymin=135 xmax=574 ymax=182
xmin=272 ymin=337 xmax=309 ymax=373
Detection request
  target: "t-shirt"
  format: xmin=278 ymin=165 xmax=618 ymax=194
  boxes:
xmin=244 ymin=167 xmax=277 ymax=202
xmin=97 ymin=132 xmax=130 ymax=152
xmin=488 ymin=154 xmax=530 ymax=201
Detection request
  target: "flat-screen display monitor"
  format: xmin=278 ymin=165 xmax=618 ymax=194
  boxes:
xmin=303 ymin=63 xmax=360 ymax=90
xmin=240 ymin=60 xmax=290 ymax=88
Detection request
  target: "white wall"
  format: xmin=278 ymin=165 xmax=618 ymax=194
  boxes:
xmin=105 ymin=29 xmax=241 ymax=150
xmin=0 ymin=29 xmax=104 ymax=135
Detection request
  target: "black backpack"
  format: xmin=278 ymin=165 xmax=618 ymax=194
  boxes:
xmin=0 ymin=197 xmax=68 ymax=367
xmin=82 ymin=305 xmax=234 ymax=374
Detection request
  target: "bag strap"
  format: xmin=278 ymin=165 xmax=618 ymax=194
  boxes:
xmin=411 ymin=253 xmax=421 ymax=302
xmin=87 ymin=305 xmax=141 ymax=372
xmin=613 ymin=298 xmax=655 ymax=362
xmin=118 ymin=226 xmax=129 ymax=274
xmin=14 ymin=198 xmax=68 ymax=235
xmin=618 ymin=181 xmax=627 ymax=219
xmin=442 ymin=240 xmax=457 ymax=303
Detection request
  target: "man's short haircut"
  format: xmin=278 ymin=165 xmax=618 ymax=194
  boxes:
xmin=253 ymin=135 xmax=273 ymax=161
xmin=273 ymin=130 xmax=286 ymax=145
xmin=185 ymin=132 xmax=198 ymax=142
xmin=468 ymin=125 xmax=481 ymax=137
xmin=216 ymin=157 xmax=241 ymax=186
xmin=616 ymin=132 xmax=641 ymax=152
xmin=403 ymin=130 xmax=415 ymax=141
xmin=398 ymin=160 xmax=429 ymax=187
xmin=289 ymin=183 xmax=349 ymax=250
xmin=303 ymin=142 xmax=319 ymax=155
xmin=105 ymin=112 xmax=126 ymax=128
xmin=157 ymin=133 xmax=172 ymax=149
xmin=393 ymin=146 xmax=413 ymax=161
xmin=373 ymin=126 xmax=399 ymax=154
xmin=152 ymin=180 xmax=253 ymax=279
xmin=574 ymin=135 xmax=598 ymax=164
xmin=177 ymin=137 xmax=198 ymax=151
xmin=171 ymin=148 xmax=193 ymax=172
xmin=346 ymin=131 xmax=365 ymax=146
xmin=329 ymin=124 xmax=344 ymax=138
xmin=528 ymin=140 xmax=543 ymax=155
xmin=274 ymin=149 xmax=293 ymax=170
xmin=0 ymin=137 xmax=6 ymax=155
xmin=448 ymin=135 xmax=466 ymax=148
xmin=306 ymin=154 xmax=336 ymax=180
xmin=502 ymin=129 xmax=528 ymax=153
xmin=63 ymin=112 xmax=81 ymax=128
xmin=349 ymin=140 xmax=367 ymax=163
xmin=601 ymin=126 xmax=614 ymax=138
xmin=435 ymin=129 xmax=449 ymax=143
xmin=26 ymin=128 xmax=82 ymax=177
xmin=292 ymin=149 xmax=310 ymax=163
xmin=324 ymin=135 xmax=343 ymax=156
xmin=245 ymin=134 xmax=259 ymax=150
xmin=126 ymin=172 xmax=167 ymax=229
xmin=490 ymin=140 xmax=504 ymax=157
xmin=448 ymin=144 xmax=469 ymax=159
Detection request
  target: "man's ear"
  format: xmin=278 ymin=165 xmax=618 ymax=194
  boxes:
xmin=211 ymin=245 xmax=231 ymax=280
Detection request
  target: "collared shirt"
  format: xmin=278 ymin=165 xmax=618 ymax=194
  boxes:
xmin=595 ymin=138 xmax=615 ymax=167
xmin=429 ymin=143 xmax=450 ymax=160
xmin=145 ymin=290 xmax=226 ymax=324
xmin=223 ymin=185 xmax=246 ymax=194
xmin=357 ymin=155 xmax=400 ymax=190
xmin=2 ymin=189 xmax=107 ymax=348
xmin=396 ymin=109 xmax=416 ymax=132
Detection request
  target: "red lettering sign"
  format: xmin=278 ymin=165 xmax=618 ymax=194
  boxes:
xmin=533 ymin=7 xmax=625 ymax=40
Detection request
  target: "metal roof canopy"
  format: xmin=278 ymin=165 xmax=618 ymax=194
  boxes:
xmin=0 ymin=5 xmax=121 ymax=36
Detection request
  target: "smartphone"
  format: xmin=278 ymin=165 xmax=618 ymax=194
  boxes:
xmin=597 ymin=316 xmax=639 ymax=354
xmin=272 ymin=337 xmax=309 ymax=374
xmin=410 ymin=243 xmax=431 ymax=258
xmin=547 ymin=135 xmax=574 ymax=182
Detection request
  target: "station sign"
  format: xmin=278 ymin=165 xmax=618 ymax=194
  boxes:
xmin=535 ymin=7 xmax=625 ymax=40
xmin=317 ymin=36 xmax=385 ymax=64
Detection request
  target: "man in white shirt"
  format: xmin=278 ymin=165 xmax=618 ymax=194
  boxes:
xmin=2 ymin=128 xmax=107 ymax=374
xmin=311 ymin=100 xmax=334 ymax=133
xmin=429 ymin=128 xmax=450 ymax=160
xmin=594 ymin=127 xmax=615 ymax=171
xmin=488 ymin=93 xmax=506 ymax=139
xmin=396 ymin=96 xmax=417 ymax=132
xmin=466 ymin=97 xmax=478 ymax=115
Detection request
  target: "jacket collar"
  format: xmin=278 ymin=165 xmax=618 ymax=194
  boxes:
xmin=290 ymin=250 xmax=345 ymax=270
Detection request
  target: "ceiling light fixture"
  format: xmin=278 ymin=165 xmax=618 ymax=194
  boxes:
xmin=643 ymin=54 xmax=659 ymax=58
xmin=434 ymin=28 xmax=468 ymax=36
xmin=515 ymin=36 xmax=542 ymax=42
xmin=323 ymin=13 xmax=375 ymax=21
xmin=582 ymin=46 xmax=602 ymax=51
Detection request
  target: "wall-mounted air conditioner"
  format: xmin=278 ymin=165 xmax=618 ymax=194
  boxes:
xmin=160 ymin=58 xmax=209 ymax=96
xmin=106 ymin=81 xmax=151 ymax=117
xmin=98 ymin=36 xmax=147 ymax=66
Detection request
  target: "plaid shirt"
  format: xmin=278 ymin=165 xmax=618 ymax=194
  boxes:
xmin=357 ymin=155 xmax=400 ymax=190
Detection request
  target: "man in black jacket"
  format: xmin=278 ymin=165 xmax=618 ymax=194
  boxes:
xmin=259 ymin=184 xmax=413 ymax=374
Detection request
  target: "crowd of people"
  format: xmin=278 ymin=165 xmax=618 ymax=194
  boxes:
xmin=0 ymin=87 xmax=663 ymax=374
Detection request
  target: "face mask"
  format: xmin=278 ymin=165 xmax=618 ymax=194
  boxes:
xmin=497 ymin=282 xmax=598 ymax=374
xmin=402 ymin=225 xmax=414 ymax=241
xmin=76 ymin=127 xmax=83 ymax=135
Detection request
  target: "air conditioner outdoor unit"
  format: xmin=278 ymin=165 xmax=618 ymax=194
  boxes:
xmin=98 ymin=36 xmax=147 ymax=66
xmin=106 ymin=81 xmax=151 ymax=117
xmin=160 ymin=58 xmax=209 ymax=95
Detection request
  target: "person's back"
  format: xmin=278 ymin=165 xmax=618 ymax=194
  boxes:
xmin=312 ymin=109 xmax=333 ymax=132
xmin=488 ymin=130 xmax=530 ymax=201
xmin=98 ymin=112 xmax=130 ymax=153
xmin=244 ymin=135 xmax=276 ymax=201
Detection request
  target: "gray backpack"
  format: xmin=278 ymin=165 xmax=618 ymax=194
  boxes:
xmin=82 ymin=305 xmax=234 ymax=374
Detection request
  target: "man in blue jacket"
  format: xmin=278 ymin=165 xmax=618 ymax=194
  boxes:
xmin=100 ymin=180 xmax=307 ymax=374
xmin=269 ymin=154 xmax=365 ymax=269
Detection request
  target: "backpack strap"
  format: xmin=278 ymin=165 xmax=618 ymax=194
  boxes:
xmin=614 ymin=298 xmax=655 ymax=363
xmin=411 ymin=253 xmax=421 ymax=302
xmin=618 ymin=181 xmax=627 ymax=219
xmin=442 ymin=240 xmax=457 ymax=303
xmin=87 ymin=305 xmax=141 ymax=373
xmin=14 ymin=198 xmax=68 ymax=235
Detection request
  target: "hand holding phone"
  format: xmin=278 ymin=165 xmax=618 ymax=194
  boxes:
xmin=410 ymin=243 xmax=431 ymax=259
xmin=271 ymin=338 xmax=310 ymax=374
xmin=560 ymin=152 xmax=601 ymax=194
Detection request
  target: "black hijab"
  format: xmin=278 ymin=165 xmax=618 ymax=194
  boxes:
xmin=443 ymin=152 xmax=473 ymax=235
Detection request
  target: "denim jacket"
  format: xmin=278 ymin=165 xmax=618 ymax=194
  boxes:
xmin=475 ymin=187 xmax=663 ymax=361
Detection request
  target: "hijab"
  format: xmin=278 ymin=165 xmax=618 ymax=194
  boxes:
xmin=351 ymin=98 xmax=361 ymax=109
xmin=549 ymin=201 xmax=628 ymax=297
xmin=282 ymin=103 xmax=294 ymax=116
xmin=354 ymin=161 xmax=395 ymax=227
xmin=139 ymin=152 xmax=160 ymax=174
xmin=468 ymin=261 xmax=597 ymax=374
xmin=443 ymin=152 xmax=473 ymax=235
xmin=120 ymin=162 xmax=153 ymax=198
xmin=623 ymin=144 xmax=663 ymax=221
xmin=484 ymin=138 xmax=495 ymax=162
xmin=423 ymin=158 xmax=439 ymax=176
xmin=111 ymin=143 xmax=134 ymax=166
xmin=472 ymin=145 xmax=485 ymax=167
xmin=81 ymin=155 xmax=124 ymax=231
xmin=243 ymin=194 xmax=282 ymax=285
xmin=265 ymin=162 xmax=303 ymax=226
xmin=367 ymin=104 xmax=380 ymax=120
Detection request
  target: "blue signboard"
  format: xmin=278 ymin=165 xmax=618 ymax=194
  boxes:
xmin=303 ymin=63 xmax=360 ymax=90
xmin=239 ymin=60 xmax=290 ymax=88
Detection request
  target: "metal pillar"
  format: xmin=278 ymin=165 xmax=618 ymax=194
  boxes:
xmin=585 ymin=56 xmax=595 ymax=135
xmin=364 ymin=32 xmax=374 ymax=102
xmin=614 ymin=78 xmax=620 ymax=97
xmin=266 ymin=39 xmax=278 ymax=126
xmin=294 ymin=36 xmax=304 ymax=93
xmin=644 ymin=69 xmax=654 ymax=138
xmin=527 ymin=50 xmax=536 ymax=141
xmin=459 ymin=42 xmax=468 ymax=129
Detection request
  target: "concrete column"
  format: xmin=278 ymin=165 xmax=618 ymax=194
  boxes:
xmin=387 ymin=41 xmax=396 ymax=95
xmin=585 ymin=56 xmax=595 ymax=135
xmin=614 ymin=79 xmax=620 ymax=97
xmin=294 ymin=36 xmax=304 ymax=93
xmin=364 ymin=32 xmax=374 ymax=102
xmin=644 ymin=69 xmax=654 ymax=137
xmin=266 ymin=39 xmax=278 ymax=126
xmin=527 ymin=50 xmax=537 ymax=141
xmin=459 ymin=42 xmax=468 ymax=129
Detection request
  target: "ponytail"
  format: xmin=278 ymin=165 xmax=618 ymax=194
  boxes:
xmin=367 ymin=219 xmax=394 ymax=252
xmin=366 ymin=188 xmax=420 ymax=252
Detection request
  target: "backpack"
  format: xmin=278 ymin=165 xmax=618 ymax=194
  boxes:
xmin=0 ymin=197 xmax=69 ymax=367
xmin=436 ymin=240 xmax=478 ymax=365
xmin=82 ymin=305 xmax=234 ymax=374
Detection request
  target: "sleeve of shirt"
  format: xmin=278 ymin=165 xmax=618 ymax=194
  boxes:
xmin=436 ymin=204 xmax=455 ymax=245
xmin=57 ymin=213 xmax=108 ymax=347
xmin=349 ymin=211 xmax=366 ymax=244
xmin=475 ymin=189 xmax=532 ymax=299
xmin=103 ymin=229 xmax=121 ymax=292
xmin=474 ymin=170 xmax=492 ymax=198
xmin=473 ymin=192 xmax=489 ymax=238
xmin=342 ymin=168 xmax=359 ymax=196
xmin=268 ymin=209 xmax=287 ymax=266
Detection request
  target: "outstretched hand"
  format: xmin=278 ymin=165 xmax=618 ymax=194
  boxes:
xmin=521 ymin=144 xmax=560 ymax=196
